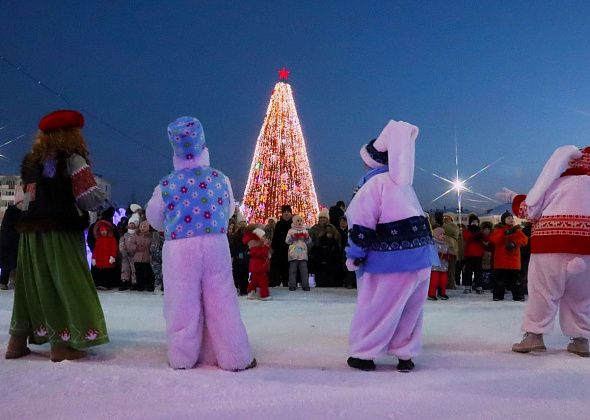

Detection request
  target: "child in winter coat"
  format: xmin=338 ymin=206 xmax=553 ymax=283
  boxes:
xmin=285 ymin=214 xmax=311 ymax=291
xmin=91 ymin=220 xmax=118 ymax=290
xmin=129 ymin=220 xmax=156 ymax=292
xmin=150 ymin=230 xmax=164 ymax=294
xmin=428 ymin=227 xmax=450 ymax=301
xmin=489 ymin=211 xmax=527 ymax=301
xmin=243 ymin=226 xmax=271 ymax=300
xmin=118 ymin=216 xmax=139 ymax=290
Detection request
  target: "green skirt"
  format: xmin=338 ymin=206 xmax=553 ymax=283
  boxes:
xmin=9 ymin=231 xmax=109 ymax=349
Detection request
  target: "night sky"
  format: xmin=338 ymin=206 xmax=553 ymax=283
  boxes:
xmin=2 ymin=1 xmax=590 ymax=214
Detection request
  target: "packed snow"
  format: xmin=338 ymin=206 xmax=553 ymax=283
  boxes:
xmin=1 ymin=288 xmax=589 ymax=419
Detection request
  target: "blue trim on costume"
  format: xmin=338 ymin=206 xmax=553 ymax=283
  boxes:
xmin=346 ymin=215 xmax=439 ymax=273
xmin=363 ymin=245 xmax=439 ymax=273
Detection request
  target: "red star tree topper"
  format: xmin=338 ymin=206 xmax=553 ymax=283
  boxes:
xmin=278 ymin=67 xmax=290 ymax=80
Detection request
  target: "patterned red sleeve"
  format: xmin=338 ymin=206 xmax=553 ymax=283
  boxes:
xmin=68 ymin=154 xmax=107 ymax=211
xmin=72 ymin=165 xmax=98 ymax=200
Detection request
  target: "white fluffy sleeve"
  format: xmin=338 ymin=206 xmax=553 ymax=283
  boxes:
xmin=146 ymin=185 xmax=166 ymax=232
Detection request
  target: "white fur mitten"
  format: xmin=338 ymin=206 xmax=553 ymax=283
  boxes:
xmin=346 ymin=258 xmax=360 ymax=272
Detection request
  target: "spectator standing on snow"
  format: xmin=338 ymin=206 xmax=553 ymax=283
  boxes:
xmin=285 ymin=214 xmax=311 ymax=291
xmin=462 ymin=214 xmax=486 ymax=294
xmin=0 ymin=191 xmax=23 ymax=290
xmin=489 ymin=211 xmax=527 ymax=301
xmin=270 ymin=205 xmax=292 ymax=287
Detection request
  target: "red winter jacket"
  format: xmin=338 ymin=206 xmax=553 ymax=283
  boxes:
xmin=93 ymin=236 xmax=117 ymax=268
xmin=462 ymin=228 xmax=487 ymax=258
xmin=248 ymin=244 xmax=270 ymax=273
xmin=489 ymin=224 xmax=528 ymax=270
xmin=92 ymin=220 xmax=117 ymax=268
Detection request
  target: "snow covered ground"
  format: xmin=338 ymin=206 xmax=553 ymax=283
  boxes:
xmin=1 ymin=287 xmax=589 ymax=420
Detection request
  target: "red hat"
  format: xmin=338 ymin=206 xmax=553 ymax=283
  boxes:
xmin=242 ymin=231 xmax=259 ymax=244
xmin=38 ymin=110 xmax=84 ymax=133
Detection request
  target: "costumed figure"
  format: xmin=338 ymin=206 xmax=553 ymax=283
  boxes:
xmin=146 ymin=116 xmax=255 ymax=370
xmin=506 ymin=146 xmax=590 ymax=357
xmin=243 ymin=226 xmax=271 ymax=300
xmin=5 ymin=110 xmax=109 ymax=362
xmin=345 ymin=120 xmax=438 ymax=372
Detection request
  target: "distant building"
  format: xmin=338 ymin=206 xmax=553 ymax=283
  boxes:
xmin=0 ymin=175 xmax=22 ymax=215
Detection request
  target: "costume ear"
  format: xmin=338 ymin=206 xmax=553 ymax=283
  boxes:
xmin=526 ymin=145 xmax=581 ymax=206
xmin=382 ymin=121 xmax=419 ymax=186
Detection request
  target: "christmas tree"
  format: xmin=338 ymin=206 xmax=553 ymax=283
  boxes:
xmin=242 ymin=68 xmax=319 ymax=225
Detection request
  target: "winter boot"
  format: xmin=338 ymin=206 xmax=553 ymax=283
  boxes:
xmin=512 ymin=332 xmax=546 ymax=353
xmin=463 ymin=287 xmax=472 ymax=294
xmin=347 ymin=357 xmax=376 ymax=371
xmin=438 ymin=294 xmax=449 ymax=300
xmin=475 ymin=287 xmax=483 ymax=295
xmin=50 ymin=345 xmax=87 ymax=362
xmin=247 ymin=291 xmax=257 ymax=300
xmin=5 ymin=335 xmax=30 ymax=359
xmin=567 ymin=337 xmax=590 ymax=357
xmin=397 ymin=359 xmax=415 ymax=372
xmin=427 ymin=296 xmax=437 ymax=301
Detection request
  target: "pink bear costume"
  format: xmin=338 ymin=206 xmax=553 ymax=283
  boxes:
xmin=146 ymin=116 xmax=255 ymax=370
xmin=345 ymin=120 xmax=438 ymax=372
xmin=510 ymin=146 xmax=590 ymax=357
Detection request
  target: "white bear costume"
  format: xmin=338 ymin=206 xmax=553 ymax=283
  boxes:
xmin=146 ymin=116 xmax=254 ymax=370
xmin=346 ymin=120 xmax=438 ymax=364
xmin=511 ymin=146 xmax=590 ymax=350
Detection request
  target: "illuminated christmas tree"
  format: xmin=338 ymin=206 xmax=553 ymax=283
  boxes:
xmin=242 ymin=67 xmax=319 ymax=225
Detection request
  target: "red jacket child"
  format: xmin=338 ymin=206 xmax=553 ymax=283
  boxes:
xmin=242 ymin=227 xmax=271 ymax=300
xmin=92 ymin=220 xmax=117 ymax=269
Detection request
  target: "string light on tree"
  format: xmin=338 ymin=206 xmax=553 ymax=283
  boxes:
xmin=242 ymin=68 xmax=319 ymax=225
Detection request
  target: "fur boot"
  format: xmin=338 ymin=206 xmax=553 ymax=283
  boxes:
xmin=5 ymin=335 xmax=30 ymax=359
xmin=50 ymin=345 xmax=87 ymax=362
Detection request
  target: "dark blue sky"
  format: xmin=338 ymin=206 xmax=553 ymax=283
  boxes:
xmin=2 ymin=1 xmax=590 ymax=213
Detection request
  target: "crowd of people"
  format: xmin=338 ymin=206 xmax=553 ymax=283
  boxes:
xmin=428 ymin=210 xmax=532 ymax=302
xmin=2 ymin=112 xmax=589 ymax=371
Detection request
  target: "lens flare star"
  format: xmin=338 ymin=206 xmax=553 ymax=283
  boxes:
xmin=419 ymin=138 xmax=503 ymax=219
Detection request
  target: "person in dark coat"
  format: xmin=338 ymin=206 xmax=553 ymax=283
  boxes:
xmin=270 ymin=205 xmax=293 ymax=287
xmin=230 ymin=223 xmax=250 ymax=295
xmin=329 ymin=201 xmax=346 ymax=228
xmin=338 ymin=216 xmax=357 ymax=289
xmin=0 ymin=193 xmax=23 ymax=290
xmin=314 ymin=224 xmax=342 ymax=287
